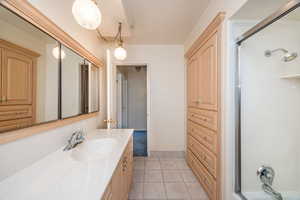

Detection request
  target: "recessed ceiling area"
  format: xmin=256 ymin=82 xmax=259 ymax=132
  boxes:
xmin=122 ymin=0 xmax=211 ymax=44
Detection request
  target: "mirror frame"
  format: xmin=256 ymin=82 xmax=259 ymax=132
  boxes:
xmin=0 ymin=0 xmax=104 ymax=144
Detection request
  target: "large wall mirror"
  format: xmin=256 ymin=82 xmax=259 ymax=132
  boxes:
xmin=0 ymin=5 xmax=100 ymax=133
xmin=61 ymin=45 xmax=86 ymax=119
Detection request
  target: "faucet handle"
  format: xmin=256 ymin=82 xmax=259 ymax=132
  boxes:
xmin=76 ymin=130 xmax=86 ymax=141
xmin=257 ymin=165 xmax=275 ymax=186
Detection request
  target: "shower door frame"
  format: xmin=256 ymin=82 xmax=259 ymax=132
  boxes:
xmin=234 ymin=1 xmax=300 ymax=199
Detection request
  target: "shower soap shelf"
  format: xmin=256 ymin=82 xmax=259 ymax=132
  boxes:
xmin=280 ymin=74 xmax=300 ymax=79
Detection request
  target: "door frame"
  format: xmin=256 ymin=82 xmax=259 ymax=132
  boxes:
xmin=113 ymin=62 xmax=151 ymax=156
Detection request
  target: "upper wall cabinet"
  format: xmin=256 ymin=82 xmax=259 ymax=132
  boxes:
xmin=0 ymin=4 xmax=100 ymax=134
xmin=187 ymin=33 xmax=218 ymax=111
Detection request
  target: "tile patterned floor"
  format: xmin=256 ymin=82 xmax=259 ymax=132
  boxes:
xmin=129 ymin=152 xmax=209 ymax=200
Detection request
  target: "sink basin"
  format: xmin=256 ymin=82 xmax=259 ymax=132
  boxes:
xmin=71 ymin=138 xmax=117 ymax=162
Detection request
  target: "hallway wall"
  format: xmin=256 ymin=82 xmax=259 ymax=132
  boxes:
xmin=127 ymin=67 xmax=147 ymax=130
xmin=115 ymin=45 xmax=185 ymax=151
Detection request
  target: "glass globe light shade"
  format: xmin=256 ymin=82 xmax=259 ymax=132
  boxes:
xmin=72 ymin=0 xmax=102 ymax=30
xmin=52 ymin=47 xmax=66 ymax=60
xmin=114 ymin=46 xmax=127 ymax=60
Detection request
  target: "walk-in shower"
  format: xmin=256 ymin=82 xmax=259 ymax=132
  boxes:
xmin=234 ymin=0 xmax=300 ymax=200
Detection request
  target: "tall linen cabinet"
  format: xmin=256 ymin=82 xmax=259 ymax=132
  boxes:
xmin=185 ymin=13 xmax=225 ymax=200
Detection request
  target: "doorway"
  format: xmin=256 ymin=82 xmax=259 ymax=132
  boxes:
xmin=116 ymin=65 xmax=148 ymax=156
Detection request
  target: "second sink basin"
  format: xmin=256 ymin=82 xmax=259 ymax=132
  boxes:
xmin=71 ymin=138 xmax=117 ymax=162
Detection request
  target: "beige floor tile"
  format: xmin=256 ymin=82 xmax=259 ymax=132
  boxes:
xmin=133 ymin=169 xmax=145 ymax=183
xmin=143 ymin=182 xmax=166 ymax=199
xmin=145 ymin=160 xmax=161 ymax=170
xmin=145 ymin=157 xmax=159 ymax=161
xmin=134 ymin=157 xmax=145 ymax=161
xmin=129 ymin=182 xmax=144 ymax=199
xmin=145 ymin=170 xmax=163 ymax=182
xmin=165 ymin=182 xmax=191 ymax=199
xmin=160 ymin=160 xmax=178 ymax=170
xmin=175 ymin=159 xmax=190 ymax=170
xmin=162 ymin=170 xmax=183 ymax=182
xmin=186 ymin=182 xmax=209 ymax=199
xmin=181 ymin=170 xmax=198 ymax=183
xmin=134 ymin=160 xmax=145 ymax=170
xmin=149 ymin=151 xmax=161 ymax=158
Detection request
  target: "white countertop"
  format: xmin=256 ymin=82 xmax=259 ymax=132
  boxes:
xmin=0 ymin=129 xmax=134 ymax=200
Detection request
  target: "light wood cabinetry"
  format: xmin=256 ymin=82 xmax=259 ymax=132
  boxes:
xmin=185 ymin=13 xmax=224 ymax=200
xmin=0 ymin=39 xmax=38 ymax=132
xmin=104 ymin=136 xmax=133 ymax=200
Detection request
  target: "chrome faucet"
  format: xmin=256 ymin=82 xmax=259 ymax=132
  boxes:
xmin=257 ymin=166 xmax=283 ymax=200
xmin=63 ymin=130 xmax=85 ymax=151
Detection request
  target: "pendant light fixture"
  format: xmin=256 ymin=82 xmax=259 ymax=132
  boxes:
xmin=97 ymin=22 xmax=127 ymax=60
xmin=72 ymin=0 xmax=102 ymax=30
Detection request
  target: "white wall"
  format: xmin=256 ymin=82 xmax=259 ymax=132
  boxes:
xmin=236 ymin=20 xmax=300 ymax=193
xmin=127 ymin=67 xmax=147 ymax=130
xmin=114 ymin=45 xmax=185 ymax=151
xmin=0 ymin=1 xmax=107 ymax=181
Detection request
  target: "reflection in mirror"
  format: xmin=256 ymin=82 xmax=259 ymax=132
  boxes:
xmin=89 ymin=62 xmax=99 ymax=113
xmin=61 ymin=45 xmax=87 ymax=118
xmin=0 ymin=5 xmax=59 ymax=132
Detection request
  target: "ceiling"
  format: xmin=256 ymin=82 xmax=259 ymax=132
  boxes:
xmin=28 ymin=0 xmax=210 ymax=45
xmin=121 ymin=0 xmax=210 ymax=44
xmin=97 ymin=0 xmax=131 ymax=37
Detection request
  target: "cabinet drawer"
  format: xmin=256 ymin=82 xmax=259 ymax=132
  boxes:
xmin=188 ymin=135 xmax=217 ymax=178
xmin=0 ymin=105 xmax=32 ymax=121
xmin=0 ymin=118 xmax=32 ymax=132
xmin=188 ymin=149 xmax=217 ymax=200
xmin=186 ymin=148 xmax=194 ymax=168
xmin=188 ymin=108 xmax=218 ymax=131
xmin=188 ymin=120 xmax=218 ymax=154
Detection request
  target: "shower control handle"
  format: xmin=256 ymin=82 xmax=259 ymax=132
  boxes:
xmin=257 ymin=165 xmax=275 ymax=186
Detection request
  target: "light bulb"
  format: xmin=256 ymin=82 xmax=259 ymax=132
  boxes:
xmin=72 ymin=0 xmax=102 ymax=30
xmin=52 ymin=47 xmax=66 ymax=59
xmin=114 ymin=46 xmax=127 ymax=60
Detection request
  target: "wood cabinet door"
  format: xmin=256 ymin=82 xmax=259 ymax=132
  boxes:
xmin=187 ymin=54 xmax=199 ymax=108
xmin=196 ymin=33 xmax=218 ymax=111
xmin=0 ymin=48 xmax=2 ymax=104
xmin=1 ymin=49 xmax=33 ymax=105
xmin=112 ymin=162 xmax=124 ymax=200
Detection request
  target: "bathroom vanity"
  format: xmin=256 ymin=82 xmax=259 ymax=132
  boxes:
xmin=0 ymin=129 xmax=133 ymax=200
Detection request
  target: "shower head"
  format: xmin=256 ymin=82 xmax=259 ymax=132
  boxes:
xmin=264 ymin=48 xmax=298 ymax=62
